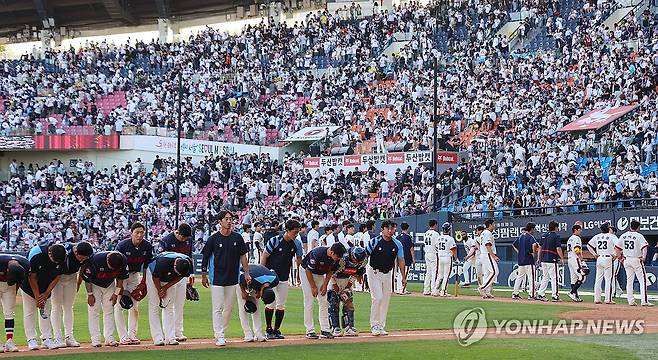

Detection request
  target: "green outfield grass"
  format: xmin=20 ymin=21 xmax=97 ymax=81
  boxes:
xmin=8 ymin=283 xmax=581 ymax=345
xmin=7 ymin=338 xmax=643 ymax=360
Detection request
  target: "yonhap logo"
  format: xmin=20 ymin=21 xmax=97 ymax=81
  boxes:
xmin=453 ymin=308 xmax=487 ymax=347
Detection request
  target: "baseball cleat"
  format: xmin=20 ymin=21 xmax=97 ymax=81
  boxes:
xmin=641 ymin=302 xmax=654 ymax=307
xmin=4 ymin=339 xmax=18 ymax=352
xmin=527 ymin=296 xmax=535 ymax=301
xmin=104 ymin=340 xmax=119 ymax=347
xmin=42 ymin=338 xmax=56 ymax=350
xmin=371 ymin=326 xmax=381 ymax=336
xmin=175 ymin=335 xmax=187 ymax=342
xmin=28 ymin=339 xmax=40 ymax=351
xmin=273 ymin=329 xmax=285 ymax=339
xmin=166 ymin=340 xmax=179 ymax=346
xmin=120 ymin=338 xmax=134 ymax=346
xmin=551 ymin=296 xmax=560 ymax=302
xmin=255 ymin=334 xmax=267 ymax=342
xmin=594 ymin=301 xmax=602 ymax=304
xmin=266 ymin=329 xmax=276 ymax=340
xmin=379 ymin=327 xmax=389 ymax=336
xmin=332 ymin=328 xmax=343 ymax=337
xmin=319 ymin=331 xmax=334 ymax=339
xmin=511 ymin=294 xmax=521 ymax=300
xmin=91 ymin=341 xmax=102 ymax=348
xmin=243 ymin=336 xmax=254 ymax=343
xmin=215 ymin=337 xmax=226 ymax=347
xmin=52 ymin=338 xmax=67 ymax=349
xmin=344 ymin=327 xmax=358 ymax=336
xmin=567 ymin=292 xmax=578 ymax=302
xmin=305 ymin=332 xmax=319 ymax=340
xmin=65 ymin=336 xmax=81 ymax=347
xmin=536 ymin=295 xmax=548 ymax=302
xmin=630 ymin=302 xmax=637 ymax=306
xmin=422 ymin=292 xmax=431 ymax=296
xmin=605 ymin=301 xmax=616 ymax=305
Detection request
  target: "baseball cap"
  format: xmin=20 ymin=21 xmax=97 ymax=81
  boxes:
xmin=262 ymin=288 xmax=276 ymax=305
xmin=244 ymin=299 xmax=257 ymax=313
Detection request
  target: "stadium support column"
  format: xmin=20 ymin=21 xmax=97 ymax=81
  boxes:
xmin=158 ymin=19 xmax=178 ymax=44
xmin=175 ymin=70 xmax=182 ymax=228
xmin=432 ymin=56 xmax=438 ymax=212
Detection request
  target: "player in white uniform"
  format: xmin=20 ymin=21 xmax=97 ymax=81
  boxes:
xmin=422 ymin=220 xmax=440 ymax=296
xmin=587 ymin=223 xmax=618 ymax=304
xmin=566 ymin=224 xmax=587 ymax=302
xmin=460 ymin=230 xmax=478 ymax=287
xmin=615 ymin=220 xmax=653 ymax=306
xmin=307 ymin=221 xmax=321 ymax=254
xmin=435 ymin=223 xmax=457 ymax=297
xmin=478 ymin=220 xmax=498 ymax=299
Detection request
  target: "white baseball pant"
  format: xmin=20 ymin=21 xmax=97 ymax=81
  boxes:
xmin=50 ymin=273 xmax=78 ymax=341
xmin=88 ymin=283 xmax=117 ymax=344
xmin=366 ymin=265 xmax=393 ymax=329
xmin=594 ymin=255 xmax=613 ymax=303
xmin=300 ymin=272 xmax=330 ymax=333
xmin=114 ymin=272 xmax=141 ymax=341
xmin=210 ymin=285 xmax=236 ymax=340
xmin=265 ymin=282 xmax=289 ymax=311
xmin=568 ymin=257 xmax=585 ymax=284
xmin=513 ymin=264 xmax=536 ymax=298
xmin=538 ymin=262 xmax=559 ymax=298
xmin=235 ymin=287 xmax=264 ymax=339
xmin=146 ymin=269 xmax=177 ymax=343
xmin=462 ymin=258 xmax=474 ymax=284
xmin=624 ymin=257 xmax=649 ymax=305
xmin=422 ymin=255 xmax=437 ymax=294
xmin=0 ymin=282 xmax=17 ymax=320
xmin=435 ymin=256 xmax=453 ymax=295
xmin=172 ymin=279 xmax=187 ymax=338
xmin=23 ymin=294 xmax=53 ymax=342
xmin=478 ymin=254 xmax=498 ymax=295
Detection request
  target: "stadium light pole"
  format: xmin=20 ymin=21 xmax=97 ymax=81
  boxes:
xmin=175 ymin=69 xmax=182 ymax=228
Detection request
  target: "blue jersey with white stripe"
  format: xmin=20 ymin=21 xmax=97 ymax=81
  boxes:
xmin=239 ymin=264 xmax=279 ymax=291
xmin=201 ymin=231 xmax=248 ymax=286
xmin=21 ymin=244 xmax=64 ymax=298
xmin=366 ymin=235 xmax=404 ymax=273
xmin=264 ymin=234 xmax=303 ymax=281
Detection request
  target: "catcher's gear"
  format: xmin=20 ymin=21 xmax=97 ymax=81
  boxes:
xmin=580 ymin=266 xmax=590 ymax=276
xmin=262 ymin=288 xmax=275 ymax=304
xmin=130 ymin=282 xmax=148 ymax=301
xmin=186 ymin=284 xmax=200 ymax=301
xmin=349 ymin=247 xmax=367 ymax=262
xmin=120 ymin=295 xmax=134 ymax=310
xmin=244 ymin=299 xmax=257 ymax=313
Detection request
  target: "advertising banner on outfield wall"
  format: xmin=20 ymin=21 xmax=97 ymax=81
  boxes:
xmin=302 ymin=150 xmax=461 ymax=175
xmin=450 ymin=208 xmax=658 ymax=243
xmin=120 ymin=135 xmax=282 ymax=159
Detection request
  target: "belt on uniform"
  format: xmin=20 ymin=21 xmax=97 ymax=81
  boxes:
xmin=599 ymin=255 xmax=611 ymax=257
xmin=372 ymin=268 xmax=391 ymax=274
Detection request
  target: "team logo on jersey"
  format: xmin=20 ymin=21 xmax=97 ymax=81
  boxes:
xmin=453 ymin=307 xmax=487 ymax=347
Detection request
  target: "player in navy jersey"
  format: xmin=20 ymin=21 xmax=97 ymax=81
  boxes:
xmin=511 ymin=223 xmax=539 ymax=300
xmin=79 ymin=251 xmax=128 ymax=347
xmin=236 ymin=264 xmax=279 ymax=342
xmin=0 ymin=254 xmax=30 ymax=352
xmin=365 ymin=220 xmax=406 ymax=336
xmin=260 ymin=219 xmax=303 ymax=340
xmin=50 ymin=241 xmax=93 ymax=348
xmin=114 ymin=222 xmax=153 ymax=345
xmin=300 ymin=243 xmax=346 ymax=339
xmin=201 ymin=211 xmax=251 ymax=347
xmin=21 ymin=243 xmax=66 ymax=351
xmin=537 ymin=221 xmax=565 ymax=302
xmin=329 ymin=247 xmax=368 ymax=337
xmin=158 ymin=223 xmax=193 ymax=342
xmin=146 ymin=252 xmax=193 ymax=346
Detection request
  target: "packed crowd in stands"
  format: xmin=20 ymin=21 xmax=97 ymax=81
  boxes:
xmin=1 ymin=0 xmax=658 ymax=250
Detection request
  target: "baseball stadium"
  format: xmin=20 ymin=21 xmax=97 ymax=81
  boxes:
xmin=1 ymin=0 xmax=658 ymax=359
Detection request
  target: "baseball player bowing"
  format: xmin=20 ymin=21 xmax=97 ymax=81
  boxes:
xmin=435 ymin=223 xmax=457 ymax=297
xmin=328 ymin=246 xmax=367 ymax=337
xmin=0 ymin=254 xmax=30 ymax=352
xmin=587 ymin=223 xmax=618 ymax=304
xmin=537 ymin=221 xmax=564 ymax=302
xmin=566 ymin=224 xmax=587 ymax=302
xmin=366 ymin=220 xmax=406 ymax=336
xmin=260 ymin=219 xmax=304 ymax=340
xmin=300 ymin=243 xmax=347 ymax=339
xmin=615 ymin=220 xmax=653 ymax=307
xmin=201 ymin=210 xmax=251 ymax=347
xmin=146 ymin=252 xmax=193 ymax=346
xmin=512 ymin=223 xmax=539 ymax=300
xmin=79 ymin=251 xmax=128 ymax=347
xmin=114 ymin=222 xmax=153 ymax=345
xmin=21 ymin=243 xmax=66 ymax=350
xmin=158 ymin=223 xmax=194 ymax=342
xmin=422 ymin=220 xmax=439 ymax=296
xmin=50 ymin=241 xmax=93 ymax=348
xmin=478 ymin=220 xmax=498 ymax=299
xmin=236 ymin=264 xmax=279 ymax=342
